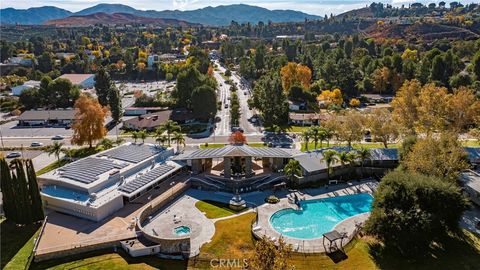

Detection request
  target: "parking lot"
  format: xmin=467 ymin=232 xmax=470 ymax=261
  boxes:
xmin=261 ymin=132 xmax=295 ymax=148
xmin=116 ymin=81 xmax=175 ymax=97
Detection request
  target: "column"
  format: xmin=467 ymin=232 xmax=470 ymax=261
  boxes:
xmin=245 ymin=157 xmax=253 ymax=177
xmin=223 ymin=157 xmax=231 ymax=178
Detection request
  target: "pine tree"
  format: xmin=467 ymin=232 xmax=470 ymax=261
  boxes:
xmin=108 ymin=84 xmax=122 ymax=124
xmin=26 ymin=159 xmax=44 ymax=222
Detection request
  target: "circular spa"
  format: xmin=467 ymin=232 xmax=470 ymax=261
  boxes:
xmin=269 ymin=193 xmax=373 ymax=239
xmin=174 ymin=226 xmax=191 ymax=236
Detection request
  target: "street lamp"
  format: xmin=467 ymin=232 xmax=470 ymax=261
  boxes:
xmin=170 ymin=181 xmax=176 ymax=200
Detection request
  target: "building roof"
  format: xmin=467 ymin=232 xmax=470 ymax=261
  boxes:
xmin=460 ymin=170 xmax=480 ymax=193
xmin=465 ymin=147 xmax=480 ymax=163
xmin=123 ymin=110 xmax=172 ymax=129
xmin=174 ymin=144 xmax=294 ymax=160
xmin=369 ymin=148 xmax=398 ymax=161
xmin=58 ymin=74 xmax=94 ymax=85
xmin=17 ymin=109 xmax=76 ymax=121
xmin=289 ymin=112 xmax=329 ymax=121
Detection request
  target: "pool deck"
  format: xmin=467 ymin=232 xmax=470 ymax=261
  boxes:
xmin=253 ymin=180 xmax=378 ymax=253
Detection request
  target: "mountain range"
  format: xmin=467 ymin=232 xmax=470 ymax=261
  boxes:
xmin=0 ymin=3 xmax=321 ymax=26
xmin=44 ymin=13 xmax=201 ymax=27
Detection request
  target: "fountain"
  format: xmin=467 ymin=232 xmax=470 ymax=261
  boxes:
xmin=229 ymin=189 xmax=246 ymax=210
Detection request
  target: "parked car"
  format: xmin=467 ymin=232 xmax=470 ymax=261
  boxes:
xmin=31 ymin=142 xmax=44 ymax=147
xmin=6 ymin=152 xmax=21 ymax=158
xmin=51 ymin=135 xmax=64 ymax=140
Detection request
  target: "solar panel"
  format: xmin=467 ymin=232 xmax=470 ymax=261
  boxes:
xmin=119 ymin=164 xmax=175 ymax=194
xmin=59 ymin=157 xmax=128 ymax=184
xmin=99 ymin=144 xmax=164 ymax=163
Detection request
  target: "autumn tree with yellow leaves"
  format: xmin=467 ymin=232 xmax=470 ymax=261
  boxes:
xmin=280 ymin=62 xmax=312 ymax=92
xmin=317 ymin=88 xmax=343 ymax=107
xmin=71 ymin=95 xmax=109 ymax=148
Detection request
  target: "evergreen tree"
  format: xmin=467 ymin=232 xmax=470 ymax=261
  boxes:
xmin=108 ymin=84 xmax=122 ymax=124
xmin=94 ymin=68 xmax=112 ymax=107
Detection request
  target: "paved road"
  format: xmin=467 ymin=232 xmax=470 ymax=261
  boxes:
xmin=214 ymin=61 xmax=262 ymax=135
xmin=213 ymin=65 xmax=231 ymax=136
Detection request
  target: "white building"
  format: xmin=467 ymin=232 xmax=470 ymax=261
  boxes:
xmin=58 ymin=74 xmax=95 ymax=89
xmin=37 ymin=143 xmax=182 ymax=222
xmin=11 ymin=80 xmax=40 ymax=96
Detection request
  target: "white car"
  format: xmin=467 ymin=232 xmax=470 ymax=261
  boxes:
xmin=31 ymin=142 xmax=44 ymax=147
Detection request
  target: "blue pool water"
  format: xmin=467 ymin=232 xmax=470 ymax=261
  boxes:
xmin=270 ymin=193 xmax=373 ymax=239
xmin=174 ymin=226 xmax=191 ymax=236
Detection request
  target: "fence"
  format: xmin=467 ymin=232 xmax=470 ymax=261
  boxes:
xmin=25 ymin=216 xmax=48 ymax=269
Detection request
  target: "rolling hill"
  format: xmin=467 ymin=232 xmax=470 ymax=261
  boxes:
xmin=0 ymin=3 xmax=320 ymax=26
xmin=0 ymin=6 xmax=72 ymax=25
xmin=44 ymin=12 xmax=201 ymax=27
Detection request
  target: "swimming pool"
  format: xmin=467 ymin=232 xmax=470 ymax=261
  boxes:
xmin=174 ymin=226 xmax=191 ymax=236
xmin=270 ymin=193 xmax=373 ymax=239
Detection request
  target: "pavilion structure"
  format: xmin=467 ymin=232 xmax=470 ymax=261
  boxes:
xmin=173 ymin=144 xmax=294 ymax=179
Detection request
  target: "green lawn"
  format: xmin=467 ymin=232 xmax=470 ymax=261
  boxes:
xmin=195 ymin=200 xmax=245 ymax=219
xmin=30 ymin=249 xmax=186 ymax=270
xmin=191 ymin=212 xmax=480 ymax=270
xmin=1 ymin=219 xmax=40 ymax=270
xmin=36 ymin=159 xmax=70 ymax=175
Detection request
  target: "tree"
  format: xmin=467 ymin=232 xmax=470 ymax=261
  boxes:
xmin=0 ymin=158 xmax=44 ymax=224
xmin=356 ymin=147 xmax=371 ymax=176
xmin=174 ymin=66 xmax=203 ymax=107
xmin=301 ymin=130 xmax=311 ymax=151
xmin=249 ymin=236 xmax=293 ymax=270
xmin=131 ymin=131 xmax=139 ymax=143
xmin=416 ymin=84 xmax=449 ymax=133
xmin=138 ymin=129 xmax=148 ymax=143
xmin=473 ymin=51 xmax=480 ymax=80
xmin=332 ymin=110 xmax=365 ymax=147
xmin=317 ymin=89 xmax=343 ymax=107
xmin=71 ymin=95 xmax=109 ymax=148
xmin=402 ymin=133 xmax=470 ymax=182
xmin=97 ymin=138 xmax=114 ymax=149
xmin=368 ymin=109 xmax=399 ymax=148
xmin=172 ymin=132 xmax=185 ymax=153
xmin=157 ymin=120 xmax=181 ymax=146
xmin=430 ymin=54 xmax=446 ymax=83
xmin=284 ymin=159 xmax=302 ymax=186
xmin=365 ymin=170 xmax=469 ymax=256
xmin=349 ymin=98 xmax=360 ymax=107
xmin=280 ymin=62 xmax=312 ymax=92
xmin=391 ymin=80 xmax=421 ymax=135
xmin=46 ymin=141 xmax=64 ymax=162
xmin=108 ymin=84 xmax=122 ymax=124
xmin=37 ymin=52 xmax=54 ymax=73
xmin=447 ymin=87 xmax=480 ymax=132
xmin=191 ymin=85 xmax=217 ymax=120
xmin=229 ymin=131 xmax=247 ymax=145
xmin=47 ymin=78 xmax=80 ymax=109
xmin=309 ymin=126 xmax=323 ymax=150
xmin=251 ymin=71 xmax=289 ymax=127
xmin=19 ymin=88 xmax=40 ymax=110
xmin=94 ymin=68 xmax=113 ymax=107
xmin=322 ymin=150 xmax=338 ymax=179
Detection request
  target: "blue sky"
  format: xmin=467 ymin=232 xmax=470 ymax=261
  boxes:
xmin=0 ymin=1 xmax=465 ymax=16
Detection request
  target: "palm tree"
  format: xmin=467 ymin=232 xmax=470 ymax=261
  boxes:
xmin=155 ymin=134 xmax=168 ymax=147
xmin=356 ymin=147 xmax=371 ymax=177
xmin=131 ymin=131 xmax=139 ymax=143
xmin=310 ymin=126 xmax=320 ymax=150
xmin=157 ymin=120 xmax=181 ymax=146
xmin=336 ymin=151 xmax=352 ymax=168
xmin=284 ymin=159 xmax=302 ymax=187
xmin=172 ymin=132 xmax=185 ymax=153
xmin=97 ymin=138 xmax=114 ymax=149
xmin=301 ymin=130 xmax=312 ymax=151
xmin=46 ymin=142 xmax=64 ymax=162
xmin=138 ymin=129 xmax=148 ymax=143
xmin=318 ymin=127 xmax=327 ymax=148
xmin=324 ymin=128 xmax=334 ymax=147
xmin=321 ymin=150 xmax=338 ymax=180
